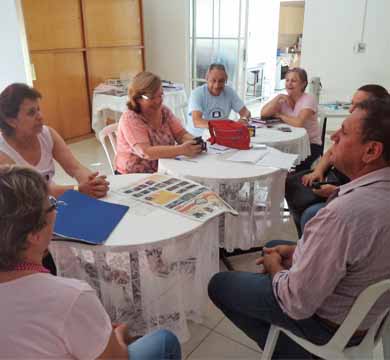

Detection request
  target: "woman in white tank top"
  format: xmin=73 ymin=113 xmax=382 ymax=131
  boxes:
xmin=0 ymin=83 xmax=109 ymax=198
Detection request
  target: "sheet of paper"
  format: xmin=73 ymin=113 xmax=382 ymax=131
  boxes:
xmin=207 ymin=142 xmax=233 ymax=154
xmin=224 ymin=148 xmax=269 ymax=164
xmin=255 ymin=147 xmax=298 ymax=170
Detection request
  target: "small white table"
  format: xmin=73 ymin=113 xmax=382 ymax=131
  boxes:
xmin=92 ymin=87 xmax=188 ymax=134
xmin=49 ymin=174 xmax=219 ymax=342
xmin=318 ymin=105 xmax=350 ymax=133
xmin=250 ymin=124 xmax=311 ymax=163
xmin=159 ymin=153 xmax=287 ymax=252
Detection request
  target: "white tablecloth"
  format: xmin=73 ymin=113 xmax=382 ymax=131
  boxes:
xmin=250 ymin=124 xmax=311 ymax=163
xmin=92 ymin=88 xmax=188 ymax=134
xmin=159 ymin=153 xmax=287 ymax=251
xmin=49 ymin=174 xmax=219 ymax=342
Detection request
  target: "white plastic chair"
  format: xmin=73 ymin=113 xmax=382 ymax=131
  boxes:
xmin=98 ymin=123 xmax=118 ymax=174
xmin=173 ymin=102 xmax=188 ymax=127
xmin=261 ymin=279 xmax=390 ymax=360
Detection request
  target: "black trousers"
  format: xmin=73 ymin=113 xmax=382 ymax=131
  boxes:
xmin=285 ymin=167 xmax=349 ymax=237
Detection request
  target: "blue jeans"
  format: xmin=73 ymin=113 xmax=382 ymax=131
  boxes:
xmin=208 ymin=240 xmax=364 ymax=359
xmin=208 ymin=240 xmax=336 ymax=359
xmin=300 ymin=202 xmax=326 ymax=232
xmin=128 ymin=329 xmax=181 ymax=359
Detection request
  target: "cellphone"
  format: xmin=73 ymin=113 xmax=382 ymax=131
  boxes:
xmin=311 ymin=181 xmax=322 ymax=189
xmin=311 ymin=181 xmax=338 ymax=189
xmin=193 ymin=136 xmax=207 ymax=151
xmin=278 ymin=126 xmax=292 ymax=132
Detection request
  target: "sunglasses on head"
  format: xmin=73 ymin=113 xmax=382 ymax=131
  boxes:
xmin=46 ymin=196 xmax=66 ymax=213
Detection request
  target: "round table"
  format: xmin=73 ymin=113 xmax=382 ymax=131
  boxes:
xmin=49 ymin=174 xmax=219 ymax=342
xmin=250 ymin=124 xmax=311 ymax=163
xmin=159 ymin=153 xmax=287 ymax=251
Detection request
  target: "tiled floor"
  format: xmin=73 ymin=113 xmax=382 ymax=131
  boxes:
xmin=54 ymin=111 xmax=385 ymax=359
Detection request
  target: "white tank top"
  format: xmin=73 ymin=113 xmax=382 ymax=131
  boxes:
xmin=0 ymin=126 xmax=55 ymax=182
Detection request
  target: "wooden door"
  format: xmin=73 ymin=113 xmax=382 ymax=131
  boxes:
xmin=22 ymin=0 xmax=145 ymax=140
xmin=22 ymin=0 xmax=91 ymax=140
xmin=83 ymin=0 xmax=145 ymax=94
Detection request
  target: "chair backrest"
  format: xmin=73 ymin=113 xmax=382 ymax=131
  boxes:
xmin=318 ymin=115 xmax=327 ymax=156
xmin=98 ymin=123 xmax=118 ymax=174
xmin=328 ymin=279 xmax=390 ymax=352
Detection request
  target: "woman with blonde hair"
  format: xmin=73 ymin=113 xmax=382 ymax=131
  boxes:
xmin=115 ymin=72 xmax=201 ymax=174
xmin=261 ymin=67 xmax=322 ymax=171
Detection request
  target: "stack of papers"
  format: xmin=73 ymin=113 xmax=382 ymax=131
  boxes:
xmin=207 ymin=143 xmax=232 ymax=154
xmin=224 ymin=148 xmax=269 ymax=164
xmin=222 ymin=146 xmax=298 ymax=170
xmin=162 ymin=81 xmax=184 ymax=91
xmin=255 ymin=147 xmax=298 ymax=170
xmin=94 ymin=83 xmax=127 ymax=96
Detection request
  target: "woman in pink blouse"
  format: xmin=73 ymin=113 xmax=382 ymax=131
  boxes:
xmin=115 ymin=72 xmax=201 ymax=174
xmin=261 ymin=67 xmax=322 ymax=171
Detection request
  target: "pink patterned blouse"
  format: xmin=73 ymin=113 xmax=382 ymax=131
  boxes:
xmin=115 ymin=105 xmax=186 ymax=173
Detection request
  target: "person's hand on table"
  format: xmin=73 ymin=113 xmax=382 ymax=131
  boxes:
xmin=312 ymin=184 xmax=337 ymax=198
xmin=180 ymin=140 xmax=202 ymax=157
xmin=302 ymin=170 xmax=324 ymax=187
xmin=79 ymin=172 xmax=110 ymax=198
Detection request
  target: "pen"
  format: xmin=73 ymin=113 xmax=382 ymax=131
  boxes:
xmin=175 ymin=157 xmax=198 ymax=163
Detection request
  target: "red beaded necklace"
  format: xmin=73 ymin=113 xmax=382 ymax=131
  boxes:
xmin=13 ymin=262 xmax=50 ymax=274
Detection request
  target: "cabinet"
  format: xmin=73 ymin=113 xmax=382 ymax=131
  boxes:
xmin=22 ymin=0 xmax=144 ymax=140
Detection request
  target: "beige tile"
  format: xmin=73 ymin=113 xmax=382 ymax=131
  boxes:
xmin=214 ymin=318 xmax=261 ymax=353
xmin=53 ymin=137 xmax=112 ymax=185
xmin=188 ymin=331 xmax=261 ymax=359
xmin=202 ymin=298 xmax=225 ymax=330
xmin=223 ymin=252 xmax=262 ymax=273
xmin=373 ymin=341 xmax=384 ymax=360
xmin=182 ymin=322 xmax=212 ymax=359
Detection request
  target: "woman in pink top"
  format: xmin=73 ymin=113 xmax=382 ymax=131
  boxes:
xmin=261 ymin=67 xmax=322 ymax=171
xmin=115 ymin=72 xmax=201 ymax=174
xmin=0 ymin=166 xmax=181 ymax=359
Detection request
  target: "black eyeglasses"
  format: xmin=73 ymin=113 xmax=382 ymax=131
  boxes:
xmin=46 ymin=196 xmax=66 ymax=213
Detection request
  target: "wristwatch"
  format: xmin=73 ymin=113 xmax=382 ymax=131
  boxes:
xmin=73 ymin=185 xmax=79 ymax=192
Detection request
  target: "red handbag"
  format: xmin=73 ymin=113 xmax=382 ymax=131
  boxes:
xmin=208 ymin=120 xmax=250 ymax=150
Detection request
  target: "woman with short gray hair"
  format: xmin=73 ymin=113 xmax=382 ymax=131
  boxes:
xmin=0 ymin=165 xmax=181 ymax=359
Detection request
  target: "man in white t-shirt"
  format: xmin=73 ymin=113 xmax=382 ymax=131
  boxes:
xmin=187 ymin=63 xmax=251 ymax=136
xmin=0 ymin=166 xmax=181 ymax=359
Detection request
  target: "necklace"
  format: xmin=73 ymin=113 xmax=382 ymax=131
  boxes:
xmin=13 ymin=262 xmax=50 ymax=274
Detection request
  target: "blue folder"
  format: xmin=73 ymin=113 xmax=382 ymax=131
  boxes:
xmin=53 ymin=190 xmax=129 ymax=245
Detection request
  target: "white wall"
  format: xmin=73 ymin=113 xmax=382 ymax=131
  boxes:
xmin=247 ymin=0 xmax=280 ymax=99
xmin=142 ymin=0 xmax=190 ymax=92
xmin=0 ymin=0 xmax=31 ymax=91
xmin=301 ymin=0 xmax=390 ymax=102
